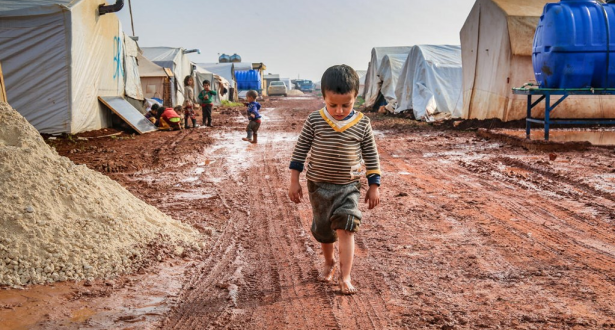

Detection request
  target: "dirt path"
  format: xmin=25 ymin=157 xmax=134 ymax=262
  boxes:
xmin=2 ymin=96 xmax=615 ymax=329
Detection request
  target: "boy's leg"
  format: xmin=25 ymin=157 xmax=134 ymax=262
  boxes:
xmin=319 ymin=243 xmax=336 ymax=282
xmin=243 ymin=122 xmax=252 ymax=141
xmin=336 ymin=229 xmax=357 ymax=294
xmin=184 ymin=115 xmax=190 ymax=128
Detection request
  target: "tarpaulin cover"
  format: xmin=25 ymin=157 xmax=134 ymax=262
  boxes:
xmin=375 ymin=54 xmax=407 ymax=112
xmin=193 ymin=64 xmax=230 ymax=105
xmin=123 ymin=33 xmax=143 ymax=100
xmin=460 ymin=0 xmax=615 ymax=121
xmin=363 ymin=46 xmax=412 ymax=108
xmin=196 ymin=63 xmax=236 ymax=86
xmin=395 ymin=45 xmax=463 ymax=121
xmin=0 ymin=0 xmax=137 ymax=134
xmin=142 ymin=47 xmax=193 ymax=106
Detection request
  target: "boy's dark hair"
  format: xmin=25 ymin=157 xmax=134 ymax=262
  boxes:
xmin=151 ymin=104 xmax=160 ymax=111
xmin=184 ymin=75 xmax=192 ymax=86
xmin=246 ymin=90 xmax=258 ymax=99
xmin=202 ymin=80 xmax=210 ymax=86
xmin=320 ymin=64 xmax=359 ymax=98
xmin=174 ymin=105 xmax=182 ymax=112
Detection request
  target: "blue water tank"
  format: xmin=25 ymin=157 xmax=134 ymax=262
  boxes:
xmin=533 ymin=0 xmax=615 ymax=88
xmin=230 ymin=53 xmax=242 ymax=63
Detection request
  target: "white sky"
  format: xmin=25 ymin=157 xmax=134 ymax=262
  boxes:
xmin=116 ymin=0 xmax=476 ymax=81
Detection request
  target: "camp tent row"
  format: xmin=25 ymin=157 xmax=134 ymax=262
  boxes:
xmin=0 ymin=0 xmax=239 ymax=134
xmin=363 ymin=45 xmax=463 ymax=121
xmin=362 ymin=0 xmax=615 ymax=122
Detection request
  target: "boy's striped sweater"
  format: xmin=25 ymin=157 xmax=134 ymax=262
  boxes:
xmin=290 ymin=108 xmax=381 ymax=186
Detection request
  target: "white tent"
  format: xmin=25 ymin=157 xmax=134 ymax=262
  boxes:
xmin=461 ymin=0 xmax=615 ymax=121
xmin=193 ymin=65 xmax=230 ymax=105
xmin=395 ymin=45 xmax=463 ymax=121
xmin=356 ymin=70 xmax=367 ymax=97
xmin=138 ymin=53 xmax=172 ymax=104
xmin=363 ymin=46 xmax=413 ymax=108
xmin=142 ymin=47 xmax=193 ymax=106
xmin=0 ymin=0 xmax=141 ymax=134
xmin=376 ymin=54 xmax=407 ymax=112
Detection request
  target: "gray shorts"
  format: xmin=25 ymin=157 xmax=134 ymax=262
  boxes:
xmin=307 ymin=180 xmax=362 ymax=244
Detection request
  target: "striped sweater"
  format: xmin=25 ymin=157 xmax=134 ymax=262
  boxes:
xmin=290 ymin=108 xmax=381 ymax=185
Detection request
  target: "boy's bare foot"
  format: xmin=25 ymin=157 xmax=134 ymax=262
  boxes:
xmin=318 ymin=261 xmax=336 ymax=282
xmin=338 ymin=276 xmax=358 ymax=295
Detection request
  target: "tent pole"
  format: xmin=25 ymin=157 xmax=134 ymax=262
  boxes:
xmin=128 ymin=0 xmax=135 ymax=37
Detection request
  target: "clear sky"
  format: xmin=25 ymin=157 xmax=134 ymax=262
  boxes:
xmin=116 ymin=0 xmax=476 ymax=81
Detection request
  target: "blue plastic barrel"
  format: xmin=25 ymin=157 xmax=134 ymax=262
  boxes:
xmin=533 ymin=0 xmax=615 ymax=88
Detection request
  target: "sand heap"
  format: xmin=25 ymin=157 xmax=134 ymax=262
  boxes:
xmin=0 ymin=102 xmax=201 ymax=286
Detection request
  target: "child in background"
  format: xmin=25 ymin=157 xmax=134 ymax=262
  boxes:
xmin=242 ymin=90 xmax=261 ymax=144
xmin=174 ymin=105 xmax=185 ymax=130
xmin=288 ymin=64 xmax=381 ymax=295
xmin=183 ymin=76 xmax=199 ymax=128
xmin=158 ymin=106 xmax=182 ymax=131
xmin=198 ymin=80 xmax=217 ymax=127
xmin=145 ymin=104 xmax=160 ymax=124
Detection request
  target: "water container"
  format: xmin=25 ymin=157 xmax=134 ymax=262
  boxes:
xmin=230 ymin=53 xmax=242 ymax=63
xmin=533 ymin=0 xmax=615 ymax=88
xmin=219 ymin=54 xmax=230 ymax=63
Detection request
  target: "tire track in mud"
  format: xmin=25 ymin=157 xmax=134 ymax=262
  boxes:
xmin=162 ymin=105 xmax=397 ymax=329
xmin=377 ymin=133 xmax=615 ymax=327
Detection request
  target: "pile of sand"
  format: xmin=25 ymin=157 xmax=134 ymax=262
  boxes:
xmin=0 ymin=102 xmax=201 ymax=286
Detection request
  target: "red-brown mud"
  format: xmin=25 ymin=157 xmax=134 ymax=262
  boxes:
xmin=2 ymin=96 xmax=615 ymax=329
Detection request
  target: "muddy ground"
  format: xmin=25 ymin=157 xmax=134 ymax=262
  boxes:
xmin=2 ymin=95 xmax=615 ymax=329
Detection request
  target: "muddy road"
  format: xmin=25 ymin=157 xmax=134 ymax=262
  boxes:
xmin=2 ymin=95 xmax=615 ymax=329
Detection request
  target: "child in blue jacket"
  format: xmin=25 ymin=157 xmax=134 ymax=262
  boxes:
xmin=242 ymin=90 xmax=261 ymax=144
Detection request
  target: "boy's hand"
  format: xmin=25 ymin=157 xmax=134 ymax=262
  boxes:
xmin=288 ymin=170 xmax=303 ymax=203
xmin=250 ymin=114 xmax=255 ymax=118
xmin=365 ymin=184 xmax=380 ymax=209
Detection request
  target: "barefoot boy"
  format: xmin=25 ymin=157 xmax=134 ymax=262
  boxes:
xmin=288 ymin=64 xmax=381 ymax=294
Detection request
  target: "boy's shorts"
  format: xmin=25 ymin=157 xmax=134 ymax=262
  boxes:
xmin=307 ymin=180 xmax=362 ymax=244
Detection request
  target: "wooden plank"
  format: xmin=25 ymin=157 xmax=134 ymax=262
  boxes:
xmin=0 ymin=62 xmax=7 ymax=103
xmin=98 ymin=96 xmax=157 ymax=134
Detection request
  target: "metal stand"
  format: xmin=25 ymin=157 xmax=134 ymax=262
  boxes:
xmin=513 ymin=88 xmax=615 ymax=140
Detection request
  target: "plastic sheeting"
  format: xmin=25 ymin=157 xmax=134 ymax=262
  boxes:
xmin=363 ymin=46 xmax=412 ymax=108
xmin=375 ymin=54 xmax=407 ymax=112
xmin=193 ymin=64 xmax=230 ymax=105
xmin=196 ymin=63 xmax=235 ymax=86
xmin=460 ymin=0 xmax=615 ymax=121
xmin=123 ymin=33 xmax=143 ymax=100
xmin=142 ymin=47 xmax=193 ymax=106
xmin=395 ymin=45 xmax=463 ymax=121
xmin=0 ymin=0 xmax=139 ymax=134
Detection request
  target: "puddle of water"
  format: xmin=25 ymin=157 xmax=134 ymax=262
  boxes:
xmin=176 ymin=192 xmax=216 ymax=200
xmin=195 ymin=168 xmax=205 ymax=175
xmin=500 ymin=129 xmax=615 ymax=146
xmin=399 ymin=172 xmax=411 ymax=175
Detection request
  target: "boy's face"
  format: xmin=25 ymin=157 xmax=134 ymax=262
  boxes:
xmin=247 ymin=95 xmax=256 ymax=102
xmin=324 ymin=91 xmax=356 ymax=120
xmin=203 ymin=83 xmax=210 ymax=90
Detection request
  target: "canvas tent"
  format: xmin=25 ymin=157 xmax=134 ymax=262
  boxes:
xmin=0 ymin=0 xmax=141 ymax=134
xmin=375 ymin=54 xmax=407 ymax=112
xmin=193 ymin=65 xmax=230 ymax=105
xmin=395 ymin=45 xmax=463 ymax=121
xmin=142 ymin=47 xmax=193 ymax=106
xmin=196 ymin=63 xmax=237 ymax=101
xmin=356 ymin=70 xmax=367 ymax=97
xmin=363 ymin=46 xmax=413 ymax=108
xmin=461 ymin=0 xmax=615 ymax=121
xmin=138 ymin=53 xmax=172 ymax=105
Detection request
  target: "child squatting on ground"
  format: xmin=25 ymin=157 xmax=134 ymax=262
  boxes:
xmin=242 ymin=90 xmax=261 ymax=144
xmin=288 ymin=64 xmax=381 ymax=295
